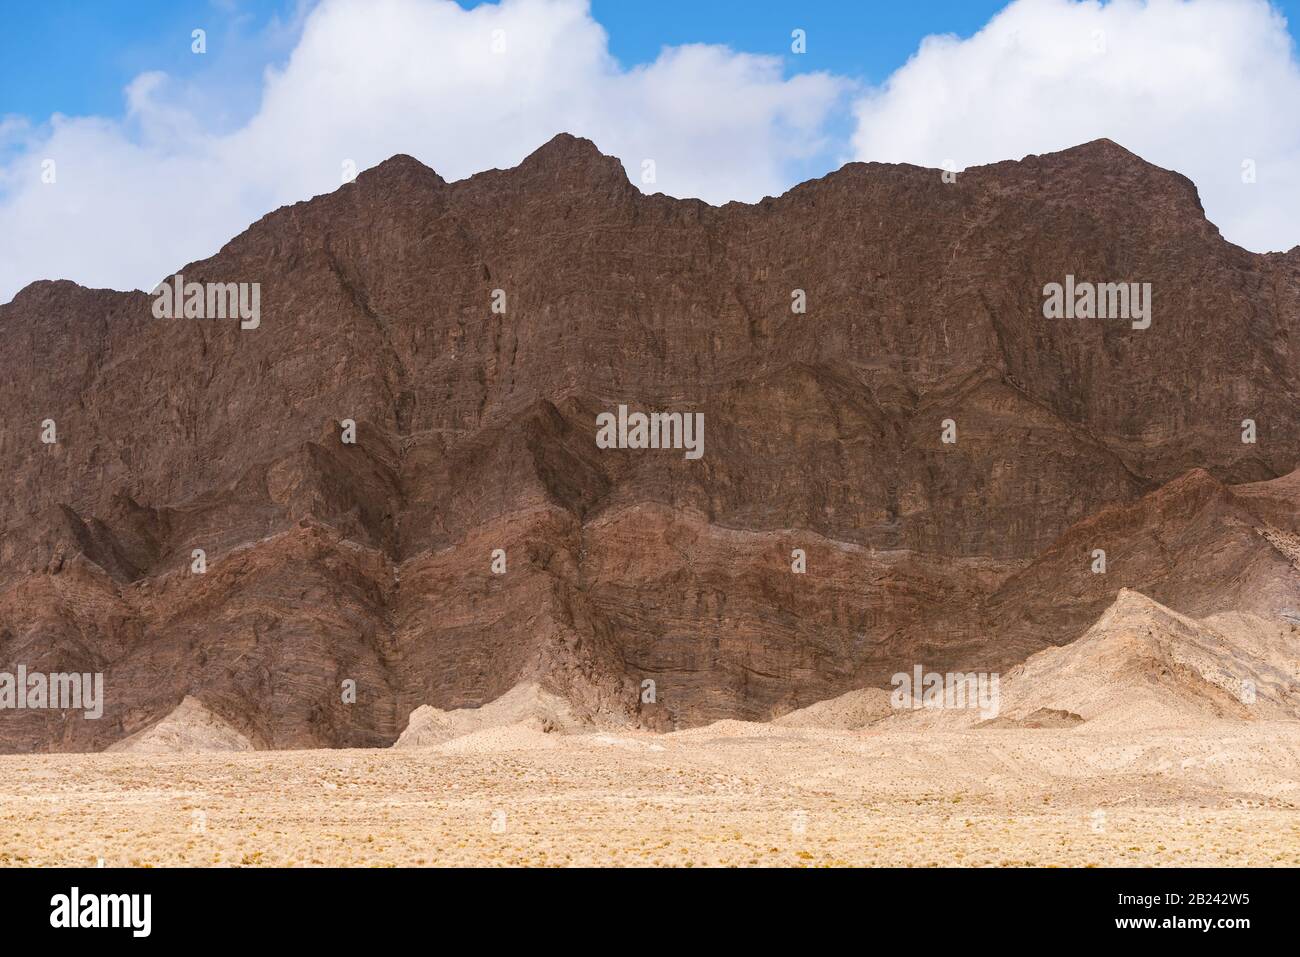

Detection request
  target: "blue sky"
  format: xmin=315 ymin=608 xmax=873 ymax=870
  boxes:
xmin=0 ymin=1 xmax=305 ymax=130
xmin=3 ymin=0 xmax=1300 ymax=300
xmin=19 ymin=0 xmax=1297 ymax=122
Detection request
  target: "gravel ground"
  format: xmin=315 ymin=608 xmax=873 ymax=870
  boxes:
xmin=1 ymin=722 xmax=1297 ymax=867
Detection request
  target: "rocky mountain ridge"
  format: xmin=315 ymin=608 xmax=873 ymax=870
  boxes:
xmin=1 ymin=133 xmax=1296 ymax=751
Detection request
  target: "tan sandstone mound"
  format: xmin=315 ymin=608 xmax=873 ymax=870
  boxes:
xmin=774 ymin=687 xmax=893 ymax=730
xmin=665 ymin=719 xmax=786 ymax=741
xmin=392 ymin=683 xmax=586 ymax=749
xmin=985 ymin=590 xmax=1300 ymax=730
xmin=978 ymin=707 xmax=1086 ymax=729
xmin=107 ymin=696 xmax=256 ymax=753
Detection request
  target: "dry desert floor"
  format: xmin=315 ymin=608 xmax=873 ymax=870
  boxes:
xmin=2 ymin=721 xmax=1298 ymax=867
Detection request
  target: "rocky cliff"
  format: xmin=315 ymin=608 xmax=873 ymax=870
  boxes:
xmin=1 ymin=134 xmax=1297 ymax=750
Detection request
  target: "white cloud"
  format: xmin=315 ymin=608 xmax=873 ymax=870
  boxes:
xmin=851 ymin=0 xmax=1300 ymax=254
xmin=5 ymin=0 xmax=1299 ymax=304
xmin=0 ymin=0 xmax=846 ymax=302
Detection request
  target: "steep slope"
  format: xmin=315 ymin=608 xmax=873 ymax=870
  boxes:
xmin=985 ymin=590 xmax=1300 ymax=729
xmin=979 ymin=467 xmax=1300 ymax=668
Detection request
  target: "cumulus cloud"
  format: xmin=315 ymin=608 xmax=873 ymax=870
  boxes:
xmin=851 ymin=0 xmax=1300 ymax=254
xmin=4 ymin=0 xmax=1299 ymax=303
xmin=0 ymin=0 xmax=847 ymax=302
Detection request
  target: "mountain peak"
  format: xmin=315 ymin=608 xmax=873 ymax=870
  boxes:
xmin=1061 ymin=137 xmax=1135 ymax=158
xmin=356 ymin=153 xmax=447 ymax=189
xmin=515 ymin=132 xmax=630 ymax=187
xmin=524 ymin=132 xmax=608 ymax=163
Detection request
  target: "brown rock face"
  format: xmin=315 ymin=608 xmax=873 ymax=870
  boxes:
xmin=1 ymin=134 xmax=1297 ymax=751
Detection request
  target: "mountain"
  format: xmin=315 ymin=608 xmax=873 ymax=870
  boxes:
xmin=1 ymin=134 xmax=1297 ymax=751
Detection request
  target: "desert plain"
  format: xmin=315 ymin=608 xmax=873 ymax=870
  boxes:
xmin=1 ymin=717 xmax=1296 ymax=868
